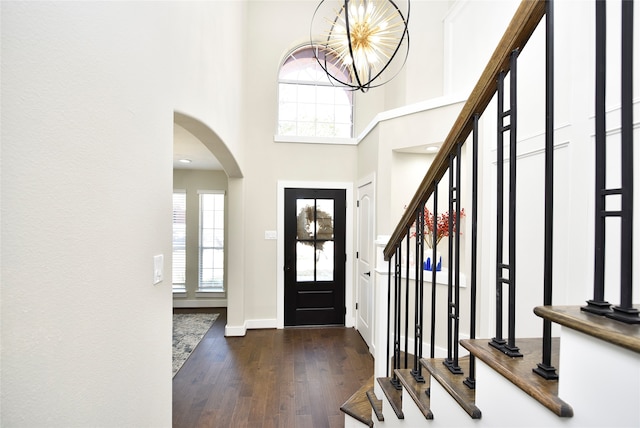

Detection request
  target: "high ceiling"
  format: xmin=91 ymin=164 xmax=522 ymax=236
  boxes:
xmin=173 ymin=123 xmax=223 ymax=171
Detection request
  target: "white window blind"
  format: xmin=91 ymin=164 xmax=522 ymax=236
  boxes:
xmin=199 ymin=191 xmax=225 ymax=292
xmin=172 ymin=191 xmax=186 ymax=292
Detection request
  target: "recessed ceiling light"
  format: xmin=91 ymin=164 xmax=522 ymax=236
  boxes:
xmin=425 ymin=146 xmax=439 ymax=153
xmin=178 ymin=159 xmax=192 ymax=164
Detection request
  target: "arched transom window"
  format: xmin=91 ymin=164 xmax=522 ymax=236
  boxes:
xmin=277 ymin=45 xmax=353 ymax=139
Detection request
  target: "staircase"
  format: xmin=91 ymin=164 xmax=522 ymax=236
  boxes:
xmin=342 ymin=0 xmax=639 ymax=426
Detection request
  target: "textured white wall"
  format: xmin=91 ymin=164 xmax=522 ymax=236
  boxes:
xmin=171 ymin=1 xmax=247 ymax=165
xmin=1 ymin=1 xmax=246 ymax=426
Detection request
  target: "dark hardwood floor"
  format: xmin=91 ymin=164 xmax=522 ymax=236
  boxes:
xmin=172 ymin=308 xmax=374 ymax=428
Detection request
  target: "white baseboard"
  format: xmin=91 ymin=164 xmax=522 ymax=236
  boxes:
xmin=225 ymin=324 xmax=247 ymax=337
xmin=172 ymin=299 xmax=227 ymax=308
xmin=246 ymin=318 xmax=278 ymax=329
xmin=224 ymin=318 xmax=278 ymax=336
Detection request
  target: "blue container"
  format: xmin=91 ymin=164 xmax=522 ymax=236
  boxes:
xmin=424 ymin=254 xmax=442 ymax=271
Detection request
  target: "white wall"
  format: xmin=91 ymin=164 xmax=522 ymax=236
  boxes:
xmin=382 ymin=0 xmax=450 ymax=109
xmin=1 ymin=1 xmax=246 ymax=426
xmin=443 ymin=0 xmax=520 ymax=98
xmin=232 ymin=0 xmax=360 ymax=331
xmin=170 ymin=1 xmax=247 ymax=165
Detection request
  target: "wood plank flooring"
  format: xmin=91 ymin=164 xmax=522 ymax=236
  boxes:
xmin=172 ymin=308 xmax=374 ymax=428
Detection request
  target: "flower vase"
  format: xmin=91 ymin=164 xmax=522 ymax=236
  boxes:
xmin=423 ymin=251 xmax=442 ymax=271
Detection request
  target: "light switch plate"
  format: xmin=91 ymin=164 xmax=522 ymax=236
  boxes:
xmin=264 ymin=230 xmax=277 ymax=240
xmin=153 ymin=254 xmax=163 ymax=285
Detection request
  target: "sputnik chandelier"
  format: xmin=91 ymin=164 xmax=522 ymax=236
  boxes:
xmin=311 ymin=0 xmax=410 ymax=92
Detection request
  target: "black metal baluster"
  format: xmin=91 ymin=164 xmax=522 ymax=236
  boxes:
xmin=391 ymin=246 xmax=402 ymax=389
xmin=430 ymin=185 xmax=439 ymax=359
xmin=583 ymin=0 xmax=612 ymax=316
xmin=607 ymin=0 xmax=639 ymax=324
xmin=419 ymin=203 xmax=426 ymax=375
xmin=386 ymin=256 xmax=392 ymax=378
xmin=464 ymin=114 xmax=480 ymax=389
xmin=505 ymin=49 xmax=522 ymax=357
xmin=535 ymin=0 xmax=559 ymax=380
xmin=491 ymin=71 xmax=508 ymax=352
xmin=413 ymin=205 xmax=425 ymax=382
xmin=452 ymin=144 xmax=463 ymax=373
xmin=405 ymin=228 xmax=411 ymax=368
xmin=444 ymin=154 xmax=455 ymax=369
xmin=444 ymin=152 xmax=463 ymax=374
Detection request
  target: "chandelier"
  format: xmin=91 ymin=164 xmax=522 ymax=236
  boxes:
xmin=311 ymin=0 xmax=410 ymax=92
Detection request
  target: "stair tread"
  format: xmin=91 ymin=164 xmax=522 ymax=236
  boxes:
xmin=535 ymin=305 xmax=640 ymax=353
xmin=339 ymin=376 xmax=375 ymax=427
xmin=460 ymin=337 xmax=573 ymax=417
xmin=421 ymin=355 xmax=481 ymax=419
xmin=394 ymin=368 xmax=433 ymax=419
xmin=377 ymin=377 xmax=404 ymax=419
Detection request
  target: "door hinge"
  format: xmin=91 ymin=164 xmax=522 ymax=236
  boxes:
xmin=356 ymin=302 xmax=359 ymax=310
xmin=356 ymin=251 xmax=359 ymax=259
xmin=357 ymin=200 xmax=360 ymax=207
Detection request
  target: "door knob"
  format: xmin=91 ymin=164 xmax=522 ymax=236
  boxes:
xmin=364 ymin=271 xmax=371 ymax=276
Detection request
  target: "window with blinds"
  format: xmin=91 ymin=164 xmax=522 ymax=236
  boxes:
xmin=199 ymin=191 xmax=225 ymax=292
xmin=172 ymin=191 xmax=187 ymax=292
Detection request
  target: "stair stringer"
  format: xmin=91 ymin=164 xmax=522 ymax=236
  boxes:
xmin=428 ymin=378 xmax=482 ymax=428
xmin=473 ymin=360 xmax=566 ymax=427
xmin=370 ymin=386 xmax=404 ymax=428
xmin=344 ymin=413 xmax=372 ymax=428
xmin=370 ymin=383 xmax=434 ymax=428
xmin=555 ymin=327 xmax=640 ymax=427
xmin=400 ymin=386 xmax=430 ymax=423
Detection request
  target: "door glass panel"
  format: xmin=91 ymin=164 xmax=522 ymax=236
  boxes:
xmin=296 ymin=199 xmax=316 ymax=240
xmin=316 ymin=241 xmax=334 ymax=281
xmin=315 ymin=199 xmax=334 ymax=239
xmin=296 ymin=241 xmax=315 ymax=282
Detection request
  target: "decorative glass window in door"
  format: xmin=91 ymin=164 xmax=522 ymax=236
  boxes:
xmin=296 ymin=199 xmax=335 ymax=282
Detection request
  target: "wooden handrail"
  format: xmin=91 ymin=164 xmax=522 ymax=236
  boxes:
xmin=384 ymin=0 xmax=546 ymax=260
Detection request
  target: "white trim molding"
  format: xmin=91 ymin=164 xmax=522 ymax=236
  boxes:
xmin=357 ymin=95 xmax=467 ymax=142
xmin=275 ymin=95 xmax=466 ymax=147
xmin=225 ymin=323 xmax=246 ymax=337
xmin=224 ymin=318 xmax=279 ymax=337
xmin=172 ymin=299 xmax=227 ymax=308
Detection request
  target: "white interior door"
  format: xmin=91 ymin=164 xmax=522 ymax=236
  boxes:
xmin=356 ymin=178 xmax=375 ymax=351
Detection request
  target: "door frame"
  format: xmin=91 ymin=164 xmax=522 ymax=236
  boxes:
xmin=277 ymin=180 xmax=354 ymax=329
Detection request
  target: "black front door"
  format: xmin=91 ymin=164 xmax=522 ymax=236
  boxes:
xmin=284 ymin=188 xmax=346 ymax=326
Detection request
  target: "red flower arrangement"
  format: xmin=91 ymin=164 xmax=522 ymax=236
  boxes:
xmin=410 ymin=207 xmax=465 ymax=249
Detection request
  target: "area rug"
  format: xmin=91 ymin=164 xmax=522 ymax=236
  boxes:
xmin=172 ymin=312 xmax=219 ymax=377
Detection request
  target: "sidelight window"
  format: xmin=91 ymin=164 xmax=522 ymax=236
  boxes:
xmin=199 ymin=191 xmax=225 ymax=292
xmin=172 ymin=191 xmax=187 ymax=293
